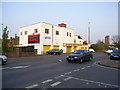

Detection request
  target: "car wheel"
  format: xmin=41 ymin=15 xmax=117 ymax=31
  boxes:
xmin=110 ymin=56 xmax=113 ymax=60
xmin=89 ymin=57 xmax=92 ymax=61
xmin=67 ymin=60 xmax=71 ymax=63
xmin=80 ymin=59 xmax=83 ymax=63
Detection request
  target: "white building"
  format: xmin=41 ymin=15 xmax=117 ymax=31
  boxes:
xmin=19 ymin=22 xmax=89 ymax=55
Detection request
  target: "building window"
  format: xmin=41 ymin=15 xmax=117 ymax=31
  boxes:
xmin=45 ymin=29 xmax=49 ymax=34
xmin=81 ymin=47 xmax=84 ymax=50
xmin=34 ymin=29 xmax=38 ymax=33
xmin=80 ymin=41 xmax=81 ymax=44
xmin=74 ymin=39 xmax=76 ymax=43
xmin=70 ymin=33 xmax=71 ymax=37
xmin=25 ymin=31 xmax=27 ymax=35
xmin=85 ymin=47 xmax=87 ymax=50
xmin=56 ymin=31 xmax=59 ymax=35
xmin=21 ymin=32 xmax=22 ymax=35
xmin=67 ymin=32 xmax=69 ymax=36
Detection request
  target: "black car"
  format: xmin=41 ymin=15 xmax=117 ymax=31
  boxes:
xmin=66 ymin=50 xmax=93 ymax=63
xmin=110 ymin=49 xmax=120 ymax=60
xmin=46 ymin=49 xmax=63 ymax=55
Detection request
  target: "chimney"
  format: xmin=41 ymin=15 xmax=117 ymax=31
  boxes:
xmin=105 ymin=35 xmax=110 ymax=45
xmin=58 ymin=23 xmax=66 ymax=28
xmin=10 ymin=37 xmax=12 ymax=42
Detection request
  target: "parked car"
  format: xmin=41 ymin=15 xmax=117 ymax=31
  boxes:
xmin=66 ymin=50 xmax=93 ymax=63
xmin=46 ymin=49 xmax=63 ymax=55
xmin=89 ymin=49 xmax=95 ymax=53
xmin=0 ymin=55 xmax=8 ymax=64
xmin=105 ymin=49 xmax=113 ymax=55
xmin=110 ymin=49 xmax=120 ymax=60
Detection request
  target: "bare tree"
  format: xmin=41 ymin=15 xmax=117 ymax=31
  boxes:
xmin=111 ymin=35 xmax=120 ymax=49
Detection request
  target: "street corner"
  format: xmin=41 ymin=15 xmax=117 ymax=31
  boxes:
xmin=95 ymin=60 xmax=120 ymax=69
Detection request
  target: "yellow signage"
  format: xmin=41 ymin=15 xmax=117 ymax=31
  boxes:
xmin=63 ymin=43 xmax=88 ymax=47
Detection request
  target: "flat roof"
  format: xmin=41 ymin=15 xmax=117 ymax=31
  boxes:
xmin=19 ymin=22 xmax=74 ymax=30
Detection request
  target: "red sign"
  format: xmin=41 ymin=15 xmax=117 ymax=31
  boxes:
xmin=28 ymin=34 xmax=40 ymax=44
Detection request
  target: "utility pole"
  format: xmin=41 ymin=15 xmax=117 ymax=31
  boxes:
xmin=52 ymin=26 xmax=54 ymax=49
xmin=1 ymin=24 xmax=4 ymax=54
xmin=1 ymin=24 xmax=4 ymax=36
xmin=88 ymin=22 xmax=90 ymax=44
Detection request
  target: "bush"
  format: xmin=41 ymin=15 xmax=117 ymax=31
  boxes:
xmin=90 ymin=40 xmax=109 ymax=52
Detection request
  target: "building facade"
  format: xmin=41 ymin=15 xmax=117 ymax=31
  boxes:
xmin=19 ymin=22 xmax=89 ymax=55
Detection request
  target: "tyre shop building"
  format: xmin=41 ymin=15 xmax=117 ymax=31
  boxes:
xmin=19 ymin=22 xmax=89 ymax=55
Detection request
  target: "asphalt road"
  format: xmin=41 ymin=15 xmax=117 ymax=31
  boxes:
xmin=2 ymin=53 xmax=120 ymax=89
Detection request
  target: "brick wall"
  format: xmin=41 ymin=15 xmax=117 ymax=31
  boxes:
xmin=2 ymin=48 xmax=37 ymax=58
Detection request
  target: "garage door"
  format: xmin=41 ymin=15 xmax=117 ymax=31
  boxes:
xmin=66 ymin=46 xmax=72 ymax=53
xmin=74 ymin=46 xmax=77 ymax=51
xmin=80 ymin=47 xmax=84 ymax=50
xmin=53 ymin=46 xmax=59 ymax=49
xmin=43 ymin=45 xmax=51 ymax=54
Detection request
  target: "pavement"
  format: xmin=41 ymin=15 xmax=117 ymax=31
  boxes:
xmin=96 ymin=59 xmax=120 ymax=69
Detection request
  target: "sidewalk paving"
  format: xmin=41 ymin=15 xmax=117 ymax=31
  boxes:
xmin=96 ymin=60 xmax=120 ymax=69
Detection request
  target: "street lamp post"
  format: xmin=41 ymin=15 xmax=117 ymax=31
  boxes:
xmin=1 ymin=24 xmax=4 ymax=35
xmin=88 ymin=22 xmax=90 ymax=44
xmin=52 ymin=26 xmax=54 ymax=49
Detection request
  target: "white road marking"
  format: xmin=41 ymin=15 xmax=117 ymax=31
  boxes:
xmin=0 ymin=67 xmax=9 ymax=69
xmin=26 ymin=84 xmax=38 ymax=89
xmin=87 ymin=66 xmax=91 ymax=68
xmin=10 ymin=65 xmax=31 ymax=69
xmin=54 ymin=75 xmax=64 ymax=79
xmin=65 ymin=76 xmax=120 ymax=88
xmin=42 ymin=79 xmax=53 ymax=84
xmin=50 ymin=81 xmax=61 ymax=87
xmin=76 ymin=69 xmax=80 ymax=71
xmin=59 ymin=60 xmax=62 ymax=62
xmin=105 ymin=85 xmax=107 ymax=88
xmin=64 ymin=72 xmax=71 ymax=75
xmin=0 ymin=65 xmax=31 ymax=70
xmin=81 ymin=67 xmax=85 ymax=69
xmin=86 ymin=82 xmax=89 ymax=85
xmin=64 ymin=77 xmax=72 ymax=81
xmin=73 ymin=70 xmax=77 ymax=72
xmin=73 ymin=69 xmax=77 ymax=71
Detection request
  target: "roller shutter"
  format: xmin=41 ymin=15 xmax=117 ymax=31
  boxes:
xmin=66 ymin=46 xmax=72 ymax=53
xmin=53 ymin=46 xmax=59 ymax=49
xmin=43 ymin=45 xmax=51 ymax=54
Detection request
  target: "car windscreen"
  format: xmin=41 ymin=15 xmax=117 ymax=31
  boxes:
xmin=113 ymin=49 xmax=120 ymax=53
xmin=51 ymin=49 xmax=59 ymax=51
xmin=73 ymin=50 xmax=87 ymax=54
